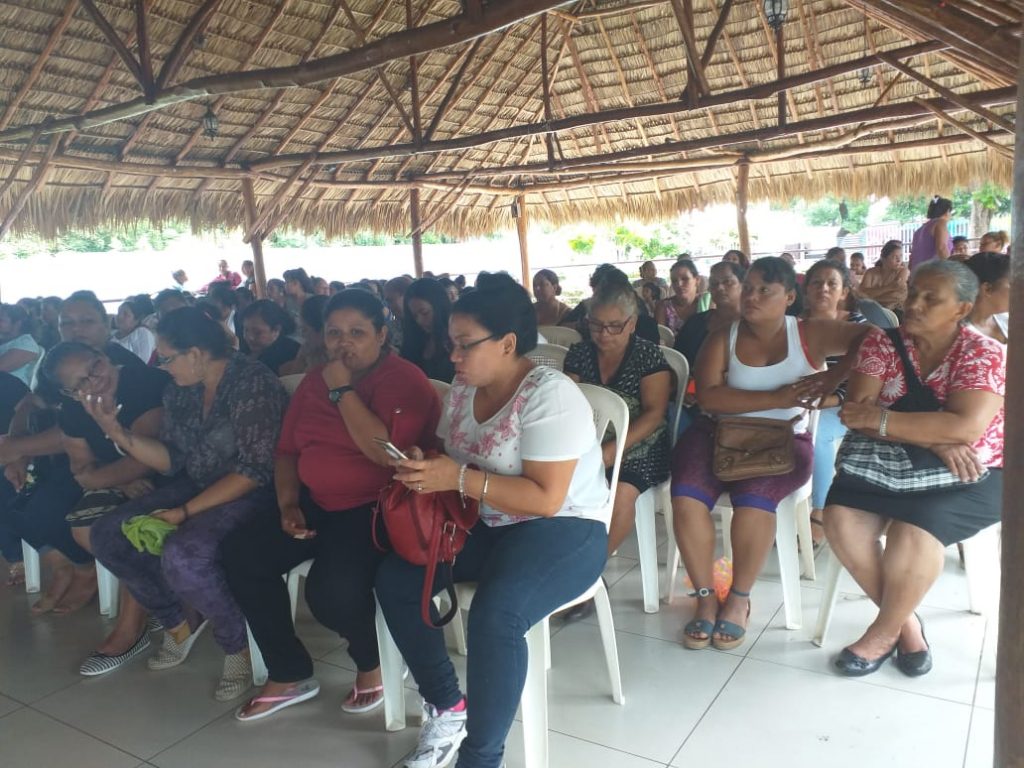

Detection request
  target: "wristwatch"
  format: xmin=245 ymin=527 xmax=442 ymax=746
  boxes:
xmin=328 ymin=385 xmax=354 ymax=403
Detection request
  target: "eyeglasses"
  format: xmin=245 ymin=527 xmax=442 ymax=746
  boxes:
xmin=451 ymin=335 xmax=496 ymax=354
xmin=587 ymin=320 xmax=630 ymax=336
xmin=155 ymin=351 xmax=183 ymax=367
xmin=59 ymin=357 xmax=104 ymax=398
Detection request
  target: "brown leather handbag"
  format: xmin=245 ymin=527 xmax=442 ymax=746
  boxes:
xmin=712 ymin=415 xmax=800 ymax=482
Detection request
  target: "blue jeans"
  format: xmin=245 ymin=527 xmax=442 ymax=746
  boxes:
xmin=376 ymin=516 xmax=608 ymax=768
xmin=812 ymin=407 xmax=847 ymax=509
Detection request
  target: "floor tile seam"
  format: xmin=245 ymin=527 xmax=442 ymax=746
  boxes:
xmin=0 ymin=705 xmax=25 ymax=722
xmin=738 ymin=654 xmax=979 ymax=708
xmin=145 ymin=703 xmax=246 ymax=764
xmin=22 ymin=703 xmax=148 ymax=762
xmin=968 ymin=618 xmax=991 ymax=715
xmin=545 ymin=726 xmax=674 ymax=765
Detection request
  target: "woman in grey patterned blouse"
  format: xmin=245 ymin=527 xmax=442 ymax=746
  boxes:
xmin=86 ymin=307 xmax=287 ymax=701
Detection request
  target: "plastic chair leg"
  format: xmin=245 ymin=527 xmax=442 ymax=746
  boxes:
xmin=660 ymin=484 xmax=678 ymax=601
xmin=96 ymin=561 xmax=119 ymax=618
xmin=21 ymin=541 xmax=40 ymax=594
xmin=286 ymin=571 xmax=302 ymax=620
xmin=634 ymin=490 xmax=660 ymax=613
xmin=592 ymin=580 xmax=624 ymax=705
xmin=812 ymin=546 xmax=844 ymax=647
xmin=719 ymin=505 xmax=734 ymax=561
xmin=375 ymin=598 xmax=408 ymax=732
xmin=795 ymin=499 xmax=817 ymax=582
xmin=963 ymin=524 xmax=1001 ymax=616
xmin=521 ymin=621 xmax=549 ymax=768
xmin=247 ymin=622 xmax=269 ymax=686
xmin=775 ymin=496 xmax=803 ymax=630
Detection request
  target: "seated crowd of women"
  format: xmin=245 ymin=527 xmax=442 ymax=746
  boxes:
xmin=0 ymin=247 xmax=1007 ymax=768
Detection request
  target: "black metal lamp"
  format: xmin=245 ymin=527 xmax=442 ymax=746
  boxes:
xmin=763 ymin=0 xmax=789 ymax=29
xmin=202 ymin=106 xmax=219 ymax=138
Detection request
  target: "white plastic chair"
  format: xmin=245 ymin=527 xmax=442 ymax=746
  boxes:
xmin=429 ymin=379 xmax=451 ymax=401
xmin=537 ymin=325 xmax=582 ymax=348
xmin=812 ymin=523 xmax=1001 ymax=647
xmin=879 ymin=307 xmax=900 ymax=327
xmin=248 ymin=558 xmax=312 ymax=686
xmin=374 ymin=384 xmax=629 ymax=768
xmin=526 ymin=343 xmax=568 ymax=371
xmin=657 ymin=324 xmax=675 ymax=347
xmin=634 ymin=347 xmax=689 ymax=612
xmin=665 ymin=410 xmax=820 ymax=631
xmin=21 ymin=541 xmax=119 ymax=617
xmin=279 ymin=373 xmax=305 ymax=395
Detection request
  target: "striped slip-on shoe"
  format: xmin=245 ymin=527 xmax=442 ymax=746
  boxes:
xmin=79 ymin=631 xmax=151 ymax=677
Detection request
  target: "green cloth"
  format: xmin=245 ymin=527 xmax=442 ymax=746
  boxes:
xmin=121 ymin=515 xmax=178 ymax=555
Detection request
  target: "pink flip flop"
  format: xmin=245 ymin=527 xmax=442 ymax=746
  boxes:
xmin=341 ymin=683 xmax=384 ymax=714
xmin=234 ymin=679 xmax=320 ymax=722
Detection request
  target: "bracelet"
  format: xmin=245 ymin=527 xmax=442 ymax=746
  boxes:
xmin=481 ymin=471 xmax=490 ymax=500
xmin=878 ymin=409 xmax=889 ymax=437
xmin=458 ymin=464 xmax=468 ymax=504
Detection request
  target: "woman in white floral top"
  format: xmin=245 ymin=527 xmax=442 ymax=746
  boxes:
xmin=377 ymin=274 xmax=609 ymax=768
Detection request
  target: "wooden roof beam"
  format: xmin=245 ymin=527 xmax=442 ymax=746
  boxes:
xmin=248 ymin=40 xmax=949 ymax=171
xmin=156 ymin=0 xmax=225 ymax=91
xmin=0 ymin=136 xmax=59 ymax=239
xmin=0 ymin=0 xmax=77 ymax=131
xmin=134 ymin=0 xmax=155 ymax=102
xmin=423 ymin=38 xmax=484 ymax=142
xmin=701 ymin=0 xmax=733 ymax=68
xmin=669 ymin=0 xmax=711 ymax=97
xmin=0 ymin=0 xmax=572 ymax=144
xmin=572 ymin=1 xmax=668 ymax=20
xmin=79 ymin=0 xmax=147 ymax=94
xmin=912 ymin=97 xmax=1014 ymax=159
xmin=879 ymin=53 xmax=1015 ymax=133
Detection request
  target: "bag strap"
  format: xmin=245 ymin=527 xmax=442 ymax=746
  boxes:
xmin=421 ymin=520 xmax=459 ymax=628
xmin=885 ymin=328 xmax=931 ymax=400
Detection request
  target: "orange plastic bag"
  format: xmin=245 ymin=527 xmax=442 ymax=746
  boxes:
xmin=682 ymin=556 xmax=733 ymax=603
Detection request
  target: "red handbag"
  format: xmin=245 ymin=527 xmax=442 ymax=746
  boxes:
xmin=373 ymin=475 xmax=479 ymax=628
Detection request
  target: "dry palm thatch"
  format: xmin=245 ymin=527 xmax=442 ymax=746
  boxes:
xmin=0 ymin=0 xmax=1017 ymax=242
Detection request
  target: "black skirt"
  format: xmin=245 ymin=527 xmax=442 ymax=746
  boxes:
xmin=826 ymin=468 xmax=1002 ymax=546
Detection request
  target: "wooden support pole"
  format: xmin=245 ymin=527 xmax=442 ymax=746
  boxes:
xmin=995 ymin=32 xmax=1024 ymax=768
xmin=410 ymin=188 xmax=424 ymax=278
xmin=879 ymin=54 xmax=1015 ymax=134
xmin=241 ymin=179 xmax=267 ymax=299
xmin=735 ymin=159 xmax=751 ymax=258
xmin=514 ymin=194 xmax=531 ymax=288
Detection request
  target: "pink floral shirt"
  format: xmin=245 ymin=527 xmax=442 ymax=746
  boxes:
xmin=855 ymin=326 xmax=1005 ymax=467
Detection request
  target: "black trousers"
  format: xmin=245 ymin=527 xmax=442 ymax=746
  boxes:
xmin=221 ymin=493 xmax=386 ymax=682
xmin=4 ymin=457 xmax=90 ymax=565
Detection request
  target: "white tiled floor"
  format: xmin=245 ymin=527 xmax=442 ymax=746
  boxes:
xmin=0 ymin=522 xmax=996 ymax=768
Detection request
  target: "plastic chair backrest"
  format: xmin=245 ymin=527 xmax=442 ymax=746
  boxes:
xmin=577 ymin=383 xmax=630 ymax=524
xmin=660 ymin=346 xmax=690 ymax=446
xmin=527 ymin=343 xmax=569 ymax=371
xmin=880 ymin=307 xmax=900 ymax=327
xmin=279 ymin=373 xmax=305 ymax=395
xmin=657 ymin=324 xmax=675 ymax=347
xmin=429 ymin=378 xmax=451 ymax=403
xmin=538 ymin=325 xmax=583 ymax=347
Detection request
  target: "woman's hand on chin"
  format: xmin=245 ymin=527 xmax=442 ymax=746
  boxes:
xmin=321 ymin=359 xmax=352 ymax=389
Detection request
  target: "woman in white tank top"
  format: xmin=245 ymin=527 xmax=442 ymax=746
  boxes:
xmin=670 ymin=258 xmax=870 ymax=652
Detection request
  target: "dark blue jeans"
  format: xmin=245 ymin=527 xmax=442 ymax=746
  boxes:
xmin=0 ymin=475 xmax=22 ymax=563
xmin=4 ymin=457 xmax=90 ymax=565
xmin=376 ymin=516 xmax=608 ymax=768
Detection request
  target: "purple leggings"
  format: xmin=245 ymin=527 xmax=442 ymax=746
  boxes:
xmin=90 ymin=475 xmax=274 ymax=654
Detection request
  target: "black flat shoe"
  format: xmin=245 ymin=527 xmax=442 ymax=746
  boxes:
xmin=834 ymin=644 xmax=896 ymax=677
xmin=896 ymin=615 xmax=933 ymax=677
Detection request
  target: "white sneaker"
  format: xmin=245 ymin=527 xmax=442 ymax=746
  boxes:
xmin=147 ymin=620 xmax=208 ymax=670
xmin=403 ymin=701 xmax=468 ymax=768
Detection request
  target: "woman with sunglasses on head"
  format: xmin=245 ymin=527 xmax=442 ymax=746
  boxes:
xmin=87 ymin=307 xmax=287 ymax=701
xmin=377 ymin=273 xmax=610 ymax=768
xmin=38 ymin=343 xmax=169 ymax=667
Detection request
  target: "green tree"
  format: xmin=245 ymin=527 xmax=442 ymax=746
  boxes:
xmin=568 ymin=233 xmax=595 ymax=255
xmin=804 ymin=196 xmax=870 ymax=233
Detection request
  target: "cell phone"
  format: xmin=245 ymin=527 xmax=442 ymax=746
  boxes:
xmin=373 ymin=437 xmax=409 ymax=461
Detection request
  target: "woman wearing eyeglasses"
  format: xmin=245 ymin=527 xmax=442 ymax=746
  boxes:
xmin=87 ymin=307 xmax=287 ymax=701
xmin=564 ymin=281 xmax=671 ymax=564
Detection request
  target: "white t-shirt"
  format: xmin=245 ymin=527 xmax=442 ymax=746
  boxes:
xmin=114 ymin=325 xmax=156 ymax=363
xmin=438 ymin=366 xmax=609 ymax=527
xmin=0 ymin=333 xmax=42 ymax=387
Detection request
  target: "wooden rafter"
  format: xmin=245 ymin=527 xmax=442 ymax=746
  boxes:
xmin=245 ymin=156 xmax=316 ymax=241
xmin=156 ymin=0 xmax=225 ymax=91
xmin=669 ymin=0 xmax=711 ymax=97
xmin=0 ymin=123 xmax=47 ymax=203
xmin=135 ymin=0 xmax=155 ymax=101
xmin=0 ymin=135 xmax=59 ymax=239
xmin=700 ymin=0 xmax=733 ymax=68
xmin=79 ymin=0 xmax=146 ymax=91
xmin=0 ymin=0 xmax=77 ymax=131
xmin=911 ymin=98 xmax=1014 ymax=159
xmin=0 ymin=0 xmax=570 ymax=144
xmin=406 ymin=0 xmax=422 ymax=144
xmin=423 ymin=38 xmax=484 ymax=142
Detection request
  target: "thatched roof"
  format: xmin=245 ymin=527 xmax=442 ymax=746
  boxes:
xmin=0 ymin=0 xmax=1017 ymax=240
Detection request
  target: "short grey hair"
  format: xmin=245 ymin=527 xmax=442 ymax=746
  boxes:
xmin=912 ymin=259 xmax=979 ymax=303
xmin=590 ymin=282 xmax=638 ymax=318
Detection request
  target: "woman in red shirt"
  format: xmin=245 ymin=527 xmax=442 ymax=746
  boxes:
xmin=223 ymin=289 xmax=441 ymax=721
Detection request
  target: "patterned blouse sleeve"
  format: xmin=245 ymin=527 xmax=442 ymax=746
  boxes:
xmin=160 ymin=384 xmax=187 ymax=478
xmin=949 ymin=334 xmax=1006 ymax=397
xmin=230 ymin=369 xmax=287 ymax=486
xmin=562 ymin=341 xmax=587 ymax=378
xmin=853 ymin=327 xmax=896 ymax=380
xmin=638 ymin=339 xmax=671 ymax=377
